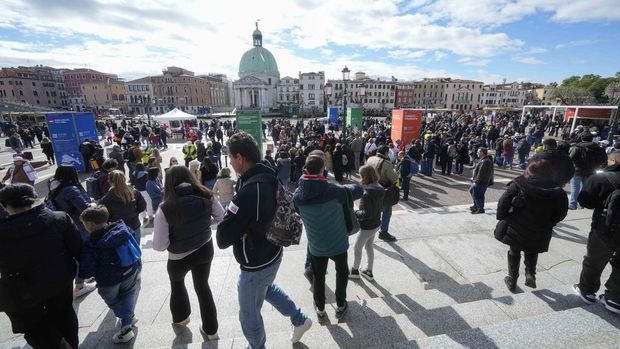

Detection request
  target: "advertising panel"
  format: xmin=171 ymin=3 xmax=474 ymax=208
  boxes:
xmin=45 ymin=112 xmax=85 ymax=172
xmin=73 ymin=112 xmax=99 ymax=143
xmin=391 ymin=109 xmax=423 ymax=146
xmin=236 ymin=110 xmax=263 ymax=156
xmin=564 ymin=108 xmax=614 ymax=122
xmin=346 ymin=107 xmax=363 ymax=132
xmin=328 ymin=107 xmax=339 ymax=125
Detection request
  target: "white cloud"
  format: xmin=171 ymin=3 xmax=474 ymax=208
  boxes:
xmin=512 ymin=56 xmax=546 ymax=65
xmin=526 ymin=47 xmax=548 ymax=54
xmin=555 ymin=39 xmax=597 ymax=49
xmin=387 ymin=49 xmax=427 ymax=59
xmin=459 ymin=57 xmax=491 ymax=66
xmin=475 ymin=70 xmax=506 ymax=84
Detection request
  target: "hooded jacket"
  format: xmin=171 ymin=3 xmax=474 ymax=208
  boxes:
xmin=496 ymin=175 xmax=568 ymax=253
xmin=0 ymin=205 xmax=82 ymax=311
xmin=530 ymin=149 xmax=575 ymax=186
xmin=578 ymin=163 xmax=620 ymax=244
xmin=216 ymin=163 xmax=283 ymax=271
xmin=78 ymin=221 xmax=141 ymax=287
xmin=356 ymin=182 xmax=385 ymax=230
xmin=293 ymin=175 xmax=362 ymax=257
xmin=99 ymin=188 xmax=146 ymax=231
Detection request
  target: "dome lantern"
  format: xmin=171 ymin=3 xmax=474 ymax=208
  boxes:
xmin=253 ymin=21 xmax=262 ymax=47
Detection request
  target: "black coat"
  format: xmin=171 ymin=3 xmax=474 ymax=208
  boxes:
xmin=530 ymin=149 xmax=575 ymax=186
xmin=495 ymin=176 xmax=568 ymax=253
xmin=99 ymin=189 xmax=147 ymax=231
xmin=0 ymin=205 xmax=82 ymax=312
xmin=356 ymin=183 xmax=385 ymax=230
xmin=578 ymin=163 xmax=620 ymax=243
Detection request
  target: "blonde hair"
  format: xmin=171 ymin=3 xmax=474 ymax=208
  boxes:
xmin=218 ymin=167 xmax=231 ymax=178
xmin=109 ymin=170 xmax=134 ymax=204
xmin=359 ymin=165 xmax=379 ymax=185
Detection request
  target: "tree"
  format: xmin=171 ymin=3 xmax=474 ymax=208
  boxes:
xmin=560 ymin=74 xmax=616 ymax=103
xmin=606 ymin=81 xmax=620 ymax=104
xmin=550 ymin=86 xmax=595 ymax=105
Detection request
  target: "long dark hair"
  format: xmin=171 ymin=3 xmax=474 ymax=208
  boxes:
xmin=50 ymin=165 xmax=85 ymax=197
xmin=163 ymin=165 xmax=212 ymax=202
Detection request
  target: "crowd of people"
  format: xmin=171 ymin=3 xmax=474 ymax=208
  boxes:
xmin=0 ymin=109 xmax=618 ymax=349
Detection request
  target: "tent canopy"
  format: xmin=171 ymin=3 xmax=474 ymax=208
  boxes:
xmin=151 ymin=108 xmax=197 ymax=122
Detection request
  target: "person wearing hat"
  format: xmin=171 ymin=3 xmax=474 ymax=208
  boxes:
xmin=1 ymin=155 xmax=47 ymax=186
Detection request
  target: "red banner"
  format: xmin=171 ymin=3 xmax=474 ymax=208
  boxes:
xmin=391 ymin=109 xmax=422 ymax=145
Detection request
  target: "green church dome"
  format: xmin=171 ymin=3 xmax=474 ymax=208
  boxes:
xmin=238 ymin=23 xmax=280 ymax=78
xmin=239 ymin=47 xmax=280 ymax=78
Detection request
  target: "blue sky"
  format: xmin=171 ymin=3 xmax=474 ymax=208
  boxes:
xmin=0 ymin=0 xmax=618 ymax=84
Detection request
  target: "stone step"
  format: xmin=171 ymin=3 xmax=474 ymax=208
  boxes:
xmin=392 ymin=304 xmax=620 ymax=349
xmin=0 ymin=283 xmax=586 ymax=349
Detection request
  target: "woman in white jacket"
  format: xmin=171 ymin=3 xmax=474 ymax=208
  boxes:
xmin=212 ymin=168 xmax=235 ymax=209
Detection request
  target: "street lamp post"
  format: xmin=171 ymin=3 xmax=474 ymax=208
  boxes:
xmin=342 ymin=66 xmax=350 ymax=141
xmin=144 ymin=94 xmax=152 ymax=127
xmin=608 ymin=98 xmax=620 ymax=143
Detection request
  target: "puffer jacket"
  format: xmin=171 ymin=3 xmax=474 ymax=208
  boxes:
xmin=0 ymin=205 xmax=82 ymax=311
xmin=78 ymin=221 xmax=140 ymax=287
xmin=356 ymin=183 xmax=385 ymax=230
xmin=495 ymin=175 xmax=568 ymax=253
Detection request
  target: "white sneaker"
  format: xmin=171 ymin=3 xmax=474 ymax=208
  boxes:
xmin=112 ymin=327 xmax=135 ymax=343
xmin=199 ymin=326 xmax=219 ymax=340
xmin=73 ymin=283 xmax=96 ymax=298
xmin=290 ymin=317 xmax=312 ymax=343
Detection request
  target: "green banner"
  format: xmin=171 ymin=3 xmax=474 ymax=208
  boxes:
xmin=237 ymin=110 xmax=263 ymax=156
xmin=346 ymin=107 xmax=363 ymax=131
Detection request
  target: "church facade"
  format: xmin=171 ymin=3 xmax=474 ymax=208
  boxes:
xmin=233 ymin=24 xmax=281 ymax=113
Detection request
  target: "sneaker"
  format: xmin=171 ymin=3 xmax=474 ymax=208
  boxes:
xmin=573 ymin=284 xmax=596 ymax=305
xmin=290 ymin=317 xmax=312 ymax=343
xmin=568 ymin=205 xmax=577 ymax=210
xmin=304 ymin=269 xmax=314 ymax=286
xmin=378 ymin=232 xmax=397 ymax=242
xmin=173 ymin=317 xmax=190 ymax=326
xmin=349 ymin=268 xmax=360 ymax=279
xmin=199 ymin=326 xmax=219 ymax=340
xmin=469 ymin=205 xmax=477 ymax=211
xmin=316 ymin=308 xmax=327 ymax=321
xmin=335 ymin=302 xmax=348 ymax=319
xmin=599 ymin=295 xmax=620 ymax=314
xmin=73 ymin=283 xmax=96 ymax=298
xmin=361 ymin=270 xmax=374 ymax=282
xmin=471 ymin=209 xmax=485 ymax=215
xmin=112 ymin=327 xmax=135 ymax=344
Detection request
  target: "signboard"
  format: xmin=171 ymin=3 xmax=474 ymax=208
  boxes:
xmin=391 ymin=109 xmax=423 ymax=146
xmin=328 ymin=107 xmax=339 ymax=125
xmin=346 ymin=107 xmax=363 ymax=132
xmin=236 ymin=110 xmax=263 ymax=156
xmin=73 ymin=112 xmax=99 ymax=143
xmin=46 ymin=112 xmax=85 ymax=172
xmin=564 ymin=108 xmax=614 ymax=122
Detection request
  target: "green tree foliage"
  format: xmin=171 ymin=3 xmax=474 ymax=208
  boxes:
xmin=559 ymin=73 xmax=617 ymax=103
xmin=550 ymin=86 xmax=595 ymax=105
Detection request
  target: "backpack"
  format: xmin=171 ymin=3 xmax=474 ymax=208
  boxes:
xmin=86 ymin=175 xmax=102 ymax=200
xmin=409 ymin=159 xmax=419 ymax=176
xmin=596 ymin=173 xmax=620 ymax=248
xmin=115 ymin=230 xmax=142 ymax=267
xmin=342 ymin=154 xmax=349 ymax=166
xmin=243 ymin=173 xmax=303 ymax=247
xmin=447 ymin=144 xmax=458 ymax=158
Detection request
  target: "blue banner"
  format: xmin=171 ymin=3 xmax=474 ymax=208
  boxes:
xmin=74 ymin=112 xmax=99 ymax=143
xmin=328 ymin=107 xmax=339 ymax=125
xmin=45 ymin=112 xmax=85 ymax=172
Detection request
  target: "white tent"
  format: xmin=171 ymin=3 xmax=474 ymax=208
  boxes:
xmin=151 ymin=108 xmax=197 ymax=122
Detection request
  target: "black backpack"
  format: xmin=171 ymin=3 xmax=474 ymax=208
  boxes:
xmin=596 ymin=172 xmax=620 ymax=249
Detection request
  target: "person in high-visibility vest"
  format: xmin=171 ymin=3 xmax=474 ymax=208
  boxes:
xmin=182 ymin=141 xmax=197 ymax=167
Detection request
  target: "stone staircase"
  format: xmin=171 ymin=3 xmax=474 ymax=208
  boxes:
xmin=1 ymin=206 xmax=618 ymax=348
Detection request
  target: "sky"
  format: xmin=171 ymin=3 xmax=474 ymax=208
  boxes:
xmin=0 ymin=0 xmax=618 ymax=84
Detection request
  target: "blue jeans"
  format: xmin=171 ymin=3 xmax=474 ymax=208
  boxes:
xmin=570 ymin=176 xmax=583 ymax=208
xmin=503 ymin=156 xmax=513 ymax=168
xmin=238 ymin=257 xmax=305 ymax=349
xmin=380 ymin=205 xmax=393 ymax=233
xmin=455 ymin=160 xmax=464 ymax=174
xmin=133 ymin=227 xmax=141 ymax=246
xmin=97 ymin=268 xmax=141 ymax=328
xmin=424 ymin=158 xmax=434 ymax=176
xmin=469 ymin=183 xmax=488 ymax=211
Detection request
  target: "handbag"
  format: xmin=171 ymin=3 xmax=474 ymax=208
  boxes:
xmin=494 ymin=219 xmax=509 ymax=242
xmin=378 ymin=160 xmax=400 ymax=207
xmin=342 ymin=188 xmax=360 ymax=236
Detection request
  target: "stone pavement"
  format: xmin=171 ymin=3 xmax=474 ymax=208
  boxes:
xmin=1 ymin=202 xmax=618 ymax=349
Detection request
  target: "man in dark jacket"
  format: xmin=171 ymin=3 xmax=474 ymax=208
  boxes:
xmin=109 ymin=145 xmax=126 ymax=174
xmin=530 ymin=138 xmax=574 ymax=186
xmin=469 ymin=147 xmax=494 ymax=214
xmin=574 ymin=151 xmax=620 ymax=313
xmin=569 ymin=134 xmax=608 ymax=209
xmin=216 ymin=132 xmax=312 ymax=347
xmin=79 ymin=139 xmax=95 ymax=172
